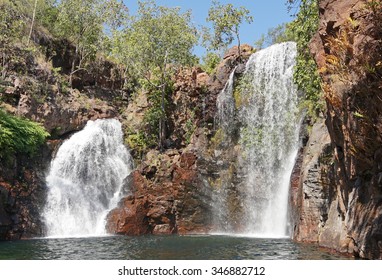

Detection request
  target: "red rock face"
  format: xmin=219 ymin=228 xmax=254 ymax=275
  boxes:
xmin=106 ymin=149 xmax=213 ymax=236
xmin=107 ymin=45 xmax=252 ymax=236
xmin=292 ymin=0 xmax=382 ymax=259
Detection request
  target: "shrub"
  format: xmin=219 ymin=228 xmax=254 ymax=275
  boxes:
xmin=0 ymin=109 xmax=49 ymax=159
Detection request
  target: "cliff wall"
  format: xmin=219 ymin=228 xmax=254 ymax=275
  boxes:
xmin=292 ymin=0 xmax=382 ymax=259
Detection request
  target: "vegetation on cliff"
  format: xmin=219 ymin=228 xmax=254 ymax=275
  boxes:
xmin=110 ymin=0 xmax=198 ymax=150
xmin=250 ymin=1 xmax=323 ymax=118
xmin=204 ymin=0 xmax=253 ymax=60
xmin=286 ymin=0 xmax=322 ymax=117
xmin=0 ymin=109 xmax=49 ymax=160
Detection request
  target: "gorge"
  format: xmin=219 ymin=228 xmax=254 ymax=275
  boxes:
xmin=1 ymin=0 xmax=382 ymax=260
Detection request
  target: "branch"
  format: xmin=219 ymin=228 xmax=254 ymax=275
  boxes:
xmin=124 ymin=55 xmax=164 ymax=90
xmin=70 ymin=67 xmax=88 ymax=76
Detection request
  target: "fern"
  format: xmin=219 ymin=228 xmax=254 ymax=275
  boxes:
xmin=0 ymin=109 xmax=49 ymax=159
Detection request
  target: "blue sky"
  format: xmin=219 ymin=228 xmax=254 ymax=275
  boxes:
xmin=123 ymin=0 xmax=294 ymax=57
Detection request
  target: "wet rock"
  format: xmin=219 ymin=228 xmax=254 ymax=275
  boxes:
xmin=0 ymin=186 xmax=12 ymax=239
xmin=208 ymin=44 xmax=253 ymax=95
xmin=106 ymin=148 xmax=213 ymax=236
xmin=291 ymin=119 xmax=333 ymax=242
xmin=153 ymin=224 xmax=173 ymax=235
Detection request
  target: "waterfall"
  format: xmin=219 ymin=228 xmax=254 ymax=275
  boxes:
xmin=214 ymin=42 xmax=300 ymax=237
xmin=43 ymin=119 xmax=132 ymax=238
xmin=216 ymin=66 xmax=237 ymax=131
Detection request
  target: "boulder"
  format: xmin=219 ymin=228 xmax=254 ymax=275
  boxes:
xmin=106 ymin=149 xmax=213 ymax=236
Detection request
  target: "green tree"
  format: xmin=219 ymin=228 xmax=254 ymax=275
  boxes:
xmin=254 ymin=23 xmax=296 ymax=50
xmin=201 ymin=52 xmax=221 ymax=75
xmin=111 ymin=0 xmax=198 ymax=149
xmin=287 ymin=0 xmax=322 ymax=116
xmin=54 ymin=0 xmax=127 ymax=86
xmin=0 ymin=0 xmax=26 ymax=78
xmin=35 ymin=0 xmax=59 ymax=33
xmin=27 ymin=0 xmax=38 ymax=45
xmin=206 ymin=0 xmax=253 ymax=60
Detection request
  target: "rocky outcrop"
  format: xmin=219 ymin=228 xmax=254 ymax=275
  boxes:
xmin=106 ymin=148 xmax=213 ymax=235
xmin=17 ymin=87 xmax=117 ymax=137
xmin=1 ymin=31 xmax=251 ymax=239
xmin=293 ymin=0 xmax=382 ymax=259
xmin=106 ymin=45 xmax=252 ymax=236
xmin=208 ymin=44 xmax=253 ymax=95
xmin=0 ymin=30 xmax=129 ymax=240
xmin=291 ymin=118 xmax=333 ymax=242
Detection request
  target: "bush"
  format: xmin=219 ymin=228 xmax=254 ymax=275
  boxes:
xmin=201 ymin=52 xmax=221 ymax=75
xmin=0 ymin=109 xmax=49 ymax=159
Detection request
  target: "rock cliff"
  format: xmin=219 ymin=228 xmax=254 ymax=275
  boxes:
xmin=0 ymin=35 xmax=126 ymax=239
xmin=0 ymin=27 xmax=252 ymax=239
xmin=106 ymin=45 xmax=253 ymax=235
xmin=292 ymin=0 xmax=382 ymax=259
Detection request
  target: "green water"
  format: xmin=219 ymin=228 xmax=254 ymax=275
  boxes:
xmin=0 ymin=235 xmax=351 ymax=260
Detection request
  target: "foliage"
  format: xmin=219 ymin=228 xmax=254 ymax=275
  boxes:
xmin=0 ymin=109 xmax=49 ymax=159
xmin=205 ymin=0 xmax=253 ymax=59
xmin=125 ymin=130 xmax=149 ymax=159
xmin=111 ymin=0 xmax=198 ymax=149
xmin=287 ymin=0 xmax=323 ymax=117
xmin=254 ymin=23 xmax=297 ymax=50
xmin=141 ymin=73 xmax=174 ymax=147
xmin=35 ymin=0 xmax=59 ymax=32
xmin=0 ymin=0 xmax=25 ymax=43
xmin=0 ymin=0 xmax=26 ymax=77
xmin=201 ymin=52 xmax=221 ymax=75
xmin=112 ymin=0 xmax=198 ymax=78
xmin=184 ymin=110 xmax=196 ymax=145
xmin=0 ymin=0 xmax=59 ymax=44
xmin=232 ymin=74 xmax=253 ymax=109
xmin=54 ymin=0 xmax=127 ymax=85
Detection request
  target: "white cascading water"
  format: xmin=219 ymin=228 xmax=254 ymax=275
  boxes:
xmin=215 ymin=42 xmax=300 ymax=237
xmin=216 ymin=66 xmax=237 ymax=131
xmin=43 ymin=119 xmax=132 ymax=238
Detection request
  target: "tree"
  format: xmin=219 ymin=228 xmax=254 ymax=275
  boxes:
xmin=287 ymin=0 xmax=322 ymax=117
xmin=0 ymin=0 xmax=26 ymax=78
xmin=54 ymin=0 xmax=127 ymax=86
xmin=35 ymin=0 xmax=59 ymax=32
xmin=27 ymin=0 xmax=38 ymax=46
xmin=206 ymin=0 xmax=253 ymax=60
xmin=111 ymin=0 xmax=198 ymax=150
xmin=254 ymin=23 xmax=297 ymax=50
xmin=201 ymin=51 xmax=221 ymax=74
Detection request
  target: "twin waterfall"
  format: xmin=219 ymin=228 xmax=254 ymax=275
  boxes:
xmin=42 ymin=42 xmax=299 ymax=239
xmin=43 ymin=119 xmax=132 ymax=237
xmin=215 ymin=42 xmax=300 ymax=237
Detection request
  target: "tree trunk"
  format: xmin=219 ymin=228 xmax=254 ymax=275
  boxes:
xmin=27 ymin=0 xmax=38 ymax=46
xmin=236 ymin=29 xmax=242 ymax=62
xmin=159 ymin=76 xmax=166 ymax=151
xmin=69 ymin=46 xmax=79 ymax=87
xmin=1 ymin=52 xmax=7 ymax=79
xmin=159 ymin=51 xmax=169 ymax=151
